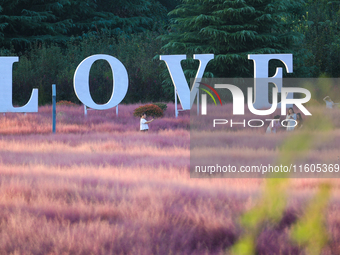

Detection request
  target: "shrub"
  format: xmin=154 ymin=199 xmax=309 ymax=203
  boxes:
xmin=153 ymin=102 xmax=167 ymax=112
xmin=56 ymin=100 xmax=78 ymax=107
xmin=133 ymin=104 xmax=163 ymax=118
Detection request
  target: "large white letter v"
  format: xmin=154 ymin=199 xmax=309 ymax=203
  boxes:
xmin=160 ymin=54 xmax=214 ymax=110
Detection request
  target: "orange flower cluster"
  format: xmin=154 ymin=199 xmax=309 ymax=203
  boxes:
xmin=133 ymin=104 xmax=164 ymax=118
xmin=56 ymin=100 xmax=78 ymax=107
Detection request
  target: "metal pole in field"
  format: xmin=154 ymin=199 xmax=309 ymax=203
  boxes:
xmin=175 ymin=87 xmax=178 ymax=118
xmin=116 ymin=104 xmax=118 ymax=116
xmin=52 ymin=84 xmax=56 ymax=134
xmin=197 ymin=90 xmax=199 ymax=115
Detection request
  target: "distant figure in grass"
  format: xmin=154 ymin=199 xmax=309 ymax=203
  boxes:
xmin=266 ymin=115 xmax=281 ymax=133
xmin=323 ymin=96 xmax=339 ymax=109
xmin=286 ymin=107 xmax=297 ymax=131
xmin=296 ymin=113 xmax=303 ymax=129
xmin=140 ymin=112 xmax=154 ymax=132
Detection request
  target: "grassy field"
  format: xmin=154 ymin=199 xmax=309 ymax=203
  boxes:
xmin=0 ymin=103 xmax=340 ymax=254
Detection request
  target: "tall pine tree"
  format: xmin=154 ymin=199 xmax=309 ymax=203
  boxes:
xmin=0 ymin=0 xmax=167 ymax=52
xmin=303 ymin=0 xmax=340 ymax=77
xmin=0 ymin=0 xmax=74 ymax=51
xmin=160 ymin=0 xmax=305 ymax=78
xmin=65 ymin=0 xmax=167 ymax=36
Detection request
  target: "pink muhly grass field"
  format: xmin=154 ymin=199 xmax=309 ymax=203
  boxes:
xmin=0 ymin=103 xmax=189 ymax=134
xmin=0 ymin=103 xmax=340 ymax=254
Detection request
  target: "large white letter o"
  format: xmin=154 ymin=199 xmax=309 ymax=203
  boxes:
xmin=74 ymin=54 xmax=128 ymax=110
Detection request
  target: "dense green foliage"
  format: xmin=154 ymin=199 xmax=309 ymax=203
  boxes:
xmin=157 ymin=0 xmax=182 ymax=12
xmin=301 ymin=0 xmax=340 ymax=77
xmin=0 ymin=0 xmax=167 ymax=51
xmin=160 ymin=0 xmax=305 ymax=78
xmin=153 ymin=102 xmax=168 ymax=111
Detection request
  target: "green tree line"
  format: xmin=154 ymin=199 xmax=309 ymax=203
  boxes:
xmin=160 ymin=0 xmax=340 ymax=99
xmin=0 ymin=0 xmax=168 ymax=51
xmin=0 ymin=0 xmax=339 ymax=105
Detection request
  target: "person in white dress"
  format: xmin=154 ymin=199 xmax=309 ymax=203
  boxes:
xmin=140 ymin=113 xmax=154 ymax=132
xmin=266 ymin=115 xmax=281 ymax=133
xmin=286 ymin=107 xmax=297 ymax=131
xmin=323 ymin=96 xmax=339 ymax=109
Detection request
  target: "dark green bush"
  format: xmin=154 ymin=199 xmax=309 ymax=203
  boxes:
xmin=56 ymin=100 xmax=78 ymax=107
xmin=133 ymin=104 xmax=163 ymax=118
xmin=153 ymin=102 xmax=167 ymax=112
